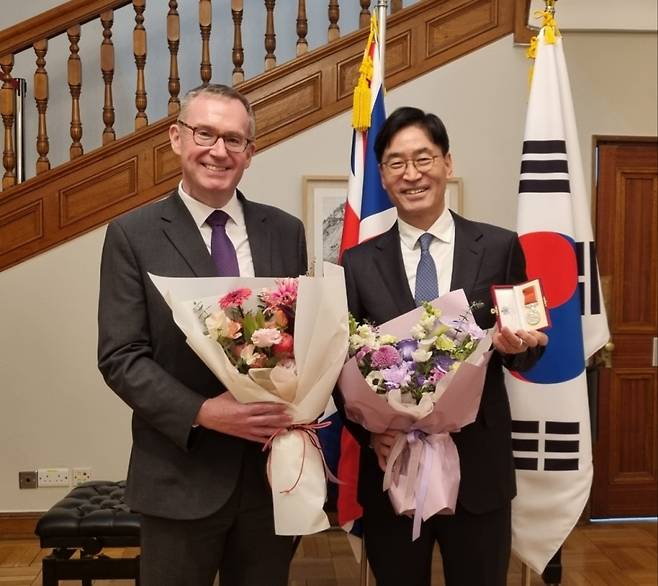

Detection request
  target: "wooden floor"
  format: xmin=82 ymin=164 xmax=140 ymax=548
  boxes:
xmin=0 ymin=521 xmax=655 ymax=585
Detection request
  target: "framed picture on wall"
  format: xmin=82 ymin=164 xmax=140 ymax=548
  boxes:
xmin=302 ymin=175 xmax=464 ymax=269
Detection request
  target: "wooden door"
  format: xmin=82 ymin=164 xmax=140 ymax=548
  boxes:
xmin=591 ymin=137 xmax=658 ymax=517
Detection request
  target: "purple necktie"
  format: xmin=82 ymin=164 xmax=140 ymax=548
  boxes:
xmin=206 ymin=210 xmax=240 ymax=276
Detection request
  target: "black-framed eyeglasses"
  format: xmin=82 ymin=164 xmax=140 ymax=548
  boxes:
xmin=380 ymin=155 xmax=440 ymax=176
xmin=177 ymin=120 xmax=253 ymax=153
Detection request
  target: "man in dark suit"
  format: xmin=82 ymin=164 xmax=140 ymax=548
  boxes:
xmin=98 ymin=84 xmax=307 ymax=586
xmin=340 ymin=107 xmax=548 ymax=586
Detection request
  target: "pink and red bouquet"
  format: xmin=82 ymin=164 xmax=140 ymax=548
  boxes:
xmin=338 ymin=289 xmax=493 ymax=540
xmin=150 ymin=268 xmax=349 ymax=537
xmin=200 ymin=279 xmax=298 ymax=401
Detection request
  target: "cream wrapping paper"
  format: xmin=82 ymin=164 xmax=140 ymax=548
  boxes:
xmin=150 ymin=263 xmax=349 ymax=535
xmin=338 ymin=289 xmax=493 ymax=539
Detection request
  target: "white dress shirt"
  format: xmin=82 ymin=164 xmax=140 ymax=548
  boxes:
xmin=398 ymin=204 xmax=455 ymax=297
xmin=177 ymin=182 xmax=255 ymax=277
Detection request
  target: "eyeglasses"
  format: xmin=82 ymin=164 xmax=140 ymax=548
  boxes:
xmin=177 ymin=120 xmax=253 ymax=153
xmin=380 ymin=155 xmax=440 ymax=176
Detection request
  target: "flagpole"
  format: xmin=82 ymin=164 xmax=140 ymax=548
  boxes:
xmin=375 ymin=0 xmax=388 ymax=82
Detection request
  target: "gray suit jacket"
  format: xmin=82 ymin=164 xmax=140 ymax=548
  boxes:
xmin=340 ymin=212 xmax=542 ymax=514
xmin=98 ymin=190 xmax=307 ymax=519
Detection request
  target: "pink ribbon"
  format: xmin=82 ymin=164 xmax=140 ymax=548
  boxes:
xmin=264 ymin=421 xmax=339 ymax=494
xmin=383 ymin=430 xmax=455 ymax=541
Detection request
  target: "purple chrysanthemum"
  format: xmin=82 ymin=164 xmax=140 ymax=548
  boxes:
xmin=371 ymin=345 xmax=401 ymax=369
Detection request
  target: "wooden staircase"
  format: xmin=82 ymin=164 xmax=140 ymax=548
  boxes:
xmin=0 ymin=0 xmax=533 ymax=272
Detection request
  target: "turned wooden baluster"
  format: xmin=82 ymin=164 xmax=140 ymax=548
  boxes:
xmin=133 ymin=0 xmax=148 ymax=129
xmin=391 ymin=0 xmax=403 ymax=12
xmin=167 ymin=0 xmax=180 ymax=115
xmin=231 ymin=0 xmax=245 ymax=85
xmin=359 ymin=0 xmax=371 ymax=28
xmin=264 ymin=0 xmax=276 ymax=70
xmin=328 ymin=0 xmax=340 ymax=42
xmin=0 ymin=56 xmax=16 ymax=189
xmin=100 ymin=10 xmax=116 ymax=144
xmin=296 ymin=0 xmax=308 ymax=56
xmin=67 ymin=25 xmax=83 ymax=159
xmin=199 ymin=0 xmax=212 ymax=85
xmin=33 ymin=39 xmax=50 ymax=175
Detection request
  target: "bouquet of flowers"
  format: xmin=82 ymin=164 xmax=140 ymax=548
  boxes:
xmin=338 ymin=289 xmax=493 ymax=540
xmin=150 ymin=266 xmax=348 ymax=536
xmin=199 ymin=279 xmax=298 ymax=402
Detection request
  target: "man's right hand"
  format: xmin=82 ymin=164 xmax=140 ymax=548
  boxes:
xmin=194 ymin=392 xmax=292 ymax=443
xmin=371 ymin=431 xmax=399 ymax=472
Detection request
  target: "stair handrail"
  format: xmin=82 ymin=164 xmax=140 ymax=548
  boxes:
xmin=0 ymin=0 xmax=131 ymax=57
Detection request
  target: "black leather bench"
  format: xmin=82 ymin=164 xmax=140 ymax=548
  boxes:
xmin=35 ymin=480 xmax=140 ymax=585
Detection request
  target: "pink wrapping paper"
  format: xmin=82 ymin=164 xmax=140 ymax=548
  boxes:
xmin=338 ymin=289 xmax=493 ymax=539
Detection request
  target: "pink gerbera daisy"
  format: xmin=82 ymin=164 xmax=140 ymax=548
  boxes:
xmin=219 ymin=288 xmax=252 ymax=309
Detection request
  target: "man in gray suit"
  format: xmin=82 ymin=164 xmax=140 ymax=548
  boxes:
xmin=98 ymin=84 xmax=307 ymax=586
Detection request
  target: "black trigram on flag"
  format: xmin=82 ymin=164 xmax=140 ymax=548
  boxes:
xmin=576 ymin=241 xmax=602 ymax=316
xmin=518 ymin=140 xmax=570 ymax=195
xmin=512 ymin=420 xmax=580 ymax=471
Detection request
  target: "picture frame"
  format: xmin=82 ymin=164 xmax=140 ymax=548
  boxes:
xmin=302 ymin=175 xmax=464 ymax=268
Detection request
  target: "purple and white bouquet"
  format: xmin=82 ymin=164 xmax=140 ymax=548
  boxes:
xmin=338 ymin=289 xmax=493 ymax=540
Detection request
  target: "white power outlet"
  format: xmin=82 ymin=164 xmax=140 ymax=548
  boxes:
xmin=72 ymin=467 xmax=92 ymax=486
xmin=37 ymin=467 xmax=70 ymax=487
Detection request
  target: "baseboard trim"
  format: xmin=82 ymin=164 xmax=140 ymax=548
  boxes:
xmin=0 ymin=512 xmax=42 ymax=539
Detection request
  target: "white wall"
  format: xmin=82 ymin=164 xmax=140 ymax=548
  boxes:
xmin=0 ymin=27 xmax=656 ymax=510
xmin=528 ymin=0 xmax=658 ymax=31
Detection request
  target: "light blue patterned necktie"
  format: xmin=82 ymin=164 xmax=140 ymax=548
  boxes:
xmin=414 ymin=232 xmax=438 ymax=306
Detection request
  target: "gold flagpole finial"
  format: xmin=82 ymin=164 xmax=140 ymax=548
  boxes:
xmin=544 ymin=0 xmax=556 ymax=16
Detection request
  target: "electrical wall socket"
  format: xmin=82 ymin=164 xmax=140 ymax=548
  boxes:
xmin=37 ymin=467 xmax=70 ymax=487
xmin=72 ymin=467 xmax=92 ymax=486
xmin=18 ymin=471 xmax=38 ymax=489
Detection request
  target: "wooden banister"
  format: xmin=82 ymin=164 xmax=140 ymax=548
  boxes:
xmin=0 ymin=0 xmax=130 ymax=58
xmin=0 ymin=0 xmax=534 ymax=272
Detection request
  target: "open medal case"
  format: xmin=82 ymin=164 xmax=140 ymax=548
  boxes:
xmin=490 ymin=278 xmax=550 ymax=331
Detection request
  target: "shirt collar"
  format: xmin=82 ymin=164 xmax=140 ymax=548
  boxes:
xmin=398 ymin=204 xmax=454 ymax=251
xmin=177 ymin=181 xmax=244 ymax=228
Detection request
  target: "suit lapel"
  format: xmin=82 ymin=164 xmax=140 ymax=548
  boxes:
xmin=240 ymin=191 xmax=271 ymax=277
xmin=160 ymin=192 xmax=217 ymax=277
xmin=374 ymin=224 xmax=416 ymax=314
xmin=450 ymin=211 xmax=484 ymax=295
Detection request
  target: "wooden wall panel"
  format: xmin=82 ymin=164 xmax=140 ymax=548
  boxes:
xmin=0 ymin=0 xmax=520 ymax=271
xmin=427 ymin=0 xmax=497 ymax=57
xmin=59 ymin=159 xmax=137 ymax=226
xmin=0 ymin=202 xmax=42 ymax=252
xmin=153 ymin=140 xmax=179 ymax=185
xmin=252 ymin=74 xmax=322 ymax=138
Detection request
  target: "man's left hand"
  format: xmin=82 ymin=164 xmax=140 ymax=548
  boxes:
xmin=493 ymin=326 xmax=548 ymax=355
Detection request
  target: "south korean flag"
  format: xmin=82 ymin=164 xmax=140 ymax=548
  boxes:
xmin=506 ymin=25 xmax=610 ymax=574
